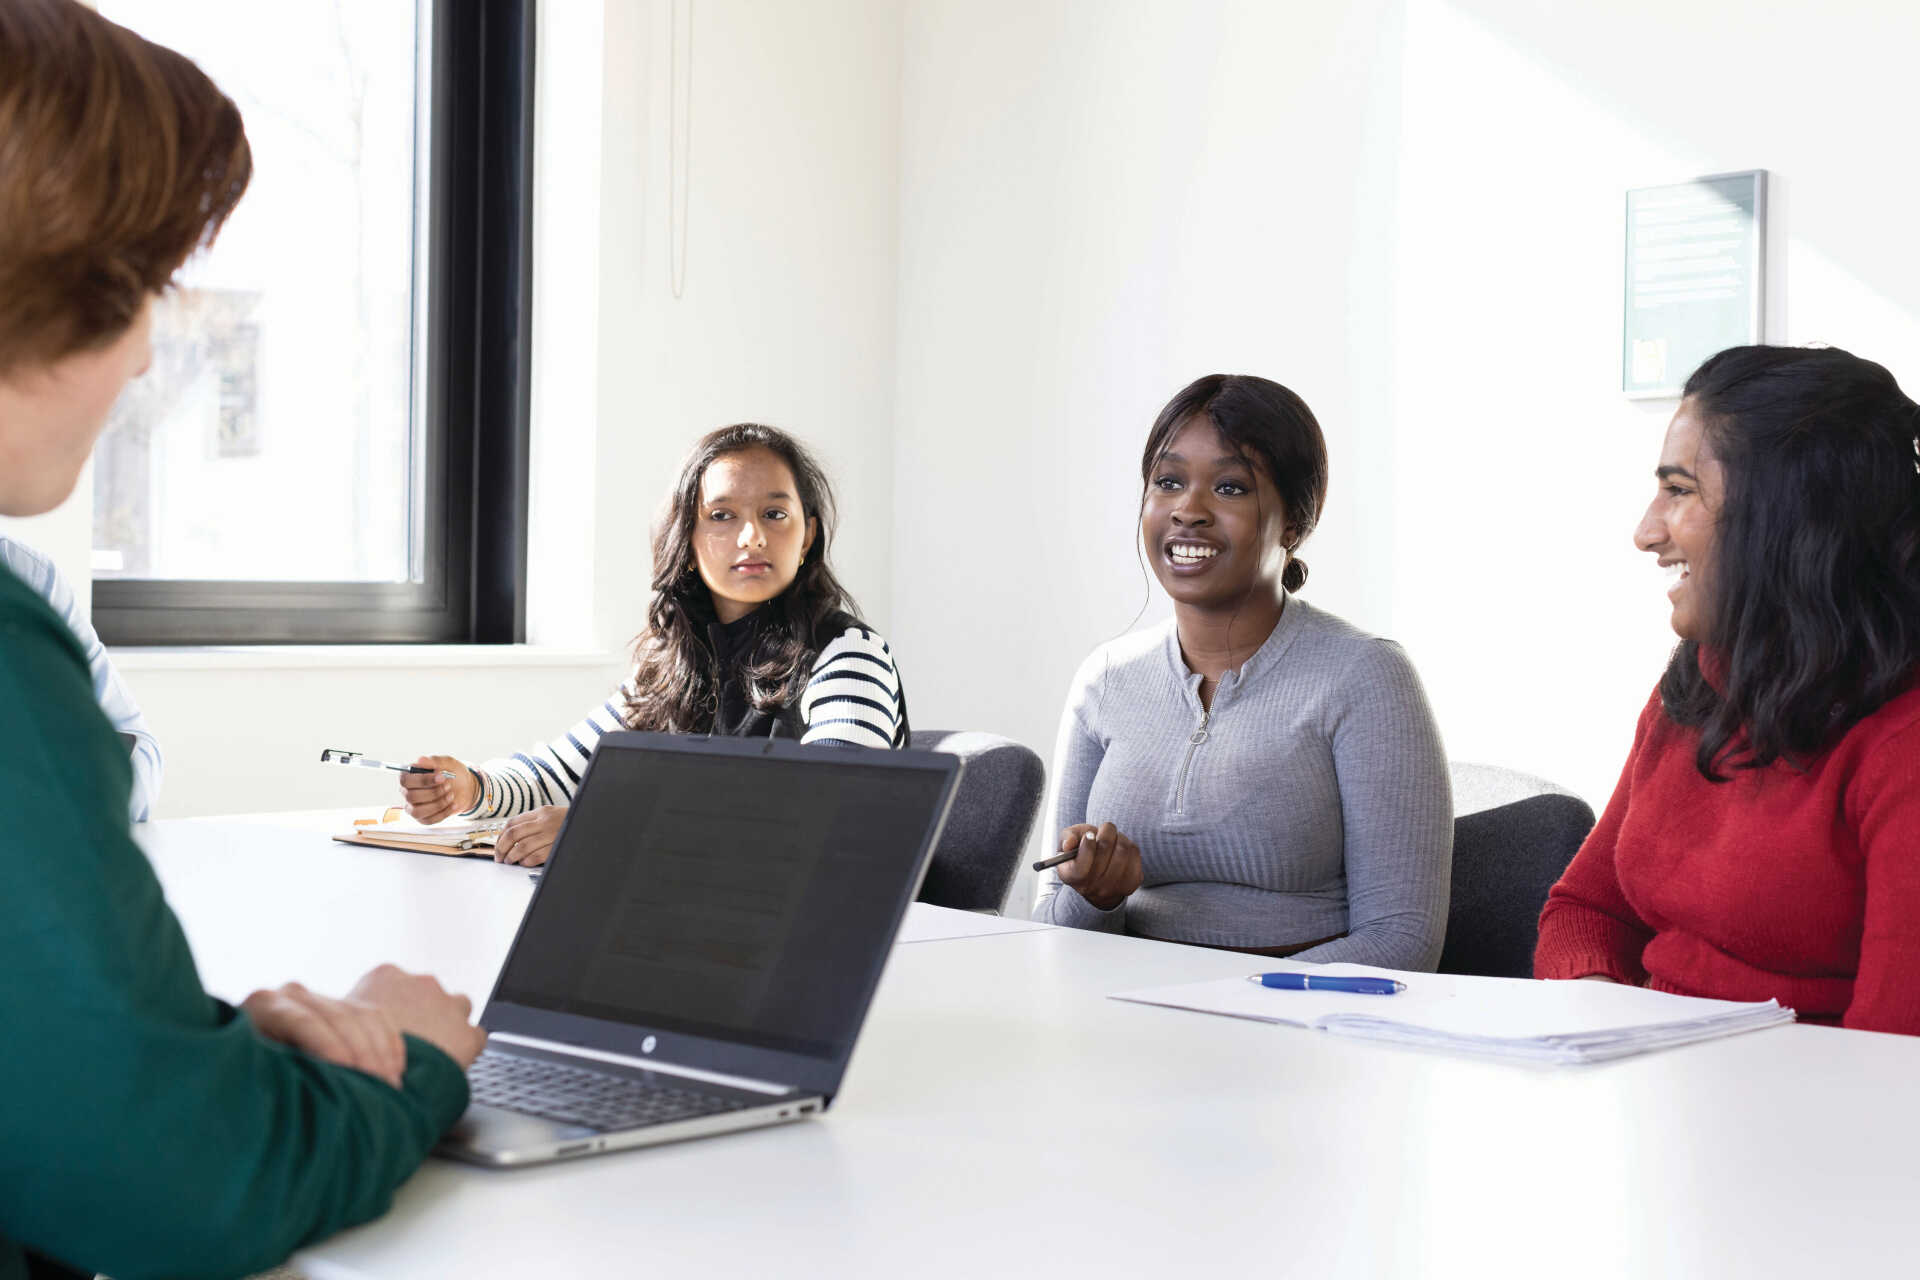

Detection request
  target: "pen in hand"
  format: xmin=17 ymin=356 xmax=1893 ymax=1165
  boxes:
xmin=319 ymin=748 xmax=454 ymax=778
xmin=1031 ymin=830 xmax=1092 ymax=873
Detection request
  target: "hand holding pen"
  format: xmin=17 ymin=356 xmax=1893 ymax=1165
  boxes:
xmin=1033 ymin=821 xmax=1142 ymax=912
xmin=396 ymin=754 xmax=481 ymax=825
xmin=319 ymin=748 xmax=454 ymax=778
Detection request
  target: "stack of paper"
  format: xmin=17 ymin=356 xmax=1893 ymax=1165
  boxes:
xmin=1110 ymin=964 xmax=1794 ymax=1064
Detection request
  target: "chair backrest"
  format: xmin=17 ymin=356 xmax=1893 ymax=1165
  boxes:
xmin=1440 ymin=762 xmax=1597 ymax=979
xmin=909 ymin=730 xmax=1046 ymax=913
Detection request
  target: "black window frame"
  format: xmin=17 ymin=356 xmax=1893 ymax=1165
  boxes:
xmin=93 ymin=0 xmax=536 ymax=646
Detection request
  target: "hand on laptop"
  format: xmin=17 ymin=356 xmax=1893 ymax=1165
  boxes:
xmin=242 ymin=982 xmax=407 ymax=1088
xmin=348 ymin=964 xmax=488 ymax=1070
xmin=494 ymin=805 xmax=565 ymax=867
xmin=399 ymin=755 xmax=480 ymax=823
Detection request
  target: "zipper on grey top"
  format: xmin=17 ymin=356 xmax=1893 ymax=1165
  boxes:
xmin=1173 ymin=708 xmax=1211 ymax=813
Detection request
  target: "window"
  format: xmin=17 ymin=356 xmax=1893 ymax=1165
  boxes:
xmin=90 ymin=0 xmax=535 ymax=644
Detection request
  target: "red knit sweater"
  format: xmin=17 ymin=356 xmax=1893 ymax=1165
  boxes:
xmin=1535 ymin=680 xmax=1920 ymax=1034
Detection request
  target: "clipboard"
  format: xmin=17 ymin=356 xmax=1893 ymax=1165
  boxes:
xmin=333 ymin=810 xmax=505 ymax=860
xmin=331 ymin=831 xmax=500 ymax=859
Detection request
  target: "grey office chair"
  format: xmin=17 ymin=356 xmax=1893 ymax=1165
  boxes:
xmin=1439 ymin=762 xmax=1597 ymax=979
xmin=909 ymin=730 xmax=1045 ymax=914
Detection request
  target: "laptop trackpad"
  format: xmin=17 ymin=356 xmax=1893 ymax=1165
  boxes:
xmin=441 ymin=1103 xmax=596 ymax=1156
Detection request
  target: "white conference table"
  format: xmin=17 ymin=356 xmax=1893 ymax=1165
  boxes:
xmin=140 ymin=816 xmax=1920 ymax=1279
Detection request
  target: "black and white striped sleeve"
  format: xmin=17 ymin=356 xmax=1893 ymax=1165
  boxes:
xmin=800 ymin=627 xmax=905 ymax=749
xmin=460 ymin=680 xmax=635 ymax=819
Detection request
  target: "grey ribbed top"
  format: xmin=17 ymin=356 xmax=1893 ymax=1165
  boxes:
xmin=1032 ymin=596 xmax=1453 ymax=968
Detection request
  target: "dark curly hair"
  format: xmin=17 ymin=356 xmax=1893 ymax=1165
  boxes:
xmin=621 ymin=424 xmax=862 ymax=733
xmin=1659 ymin=345 xmax=1920 ymax=779
xmin=1138 ymin=373 xmax=1329 ymax=593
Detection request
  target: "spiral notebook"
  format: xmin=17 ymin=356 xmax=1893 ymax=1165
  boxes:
xmin=1110 ymin=964 xmax=1794 ymax=1065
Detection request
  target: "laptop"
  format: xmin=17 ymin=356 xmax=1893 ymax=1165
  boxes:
xmin=437 ymin=731 xmax=962 ymax=1167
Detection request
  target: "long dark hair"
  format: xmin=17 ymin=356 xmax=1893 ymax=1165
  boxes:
xmin=622 ymin=424 xmax=860 ymax=732
xmin=1659 ymin=345 xmax=1920 ymax=779
xmin=1139 ymin=373 xmax=1329 ymax=593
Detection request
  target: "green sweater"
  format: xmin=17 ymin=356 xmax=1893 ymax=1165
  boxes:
xmin=0 ymin=566 xmax=469 ymax=1280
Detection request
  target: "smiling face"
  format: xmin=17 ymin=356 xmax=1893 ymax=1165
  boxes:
xmin=1141 ymin=417 xmax=1292 ymax=612
xmin=1634 ymin=400 xmax=1724 ymax=642
xmin=691 ymin=446 xmax=818 ymax=624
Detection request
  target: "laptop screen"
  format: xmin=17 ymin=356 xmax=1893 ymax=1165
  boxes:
xmin=491 ymin=743 xmax=951 ymax=1060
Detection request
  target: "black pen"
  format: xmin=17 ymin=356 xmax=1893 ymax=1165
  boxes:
xmin=319 ymin=748 xmax=453 ymax=778
xmin=1031 ymin=831 xmax=1093 ymax=873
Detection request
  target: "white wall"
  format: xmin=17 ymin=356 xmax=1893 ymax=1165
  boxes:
xmin=591 ymin=0 xmax=904 ymax=652
xmin=122 ymin=650 xmax=628 ymax=816
xmin=889 ymin=0 xmax=1920 ymax=861
xmin=890 ymin=0 xmax=1408 ymax=769
xmin=1384 ymin=0 xmax=1920 ymax=803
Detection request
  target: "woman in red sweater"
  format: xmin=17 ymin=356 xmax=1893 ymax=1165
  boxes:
xmin=1535 ymin=345 xmax=1920 ymax=1034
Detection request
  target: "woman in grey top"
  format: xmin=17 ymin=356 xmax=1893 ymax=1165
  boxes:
xmin=1033 ymin=374 xmax=1452 ymax=969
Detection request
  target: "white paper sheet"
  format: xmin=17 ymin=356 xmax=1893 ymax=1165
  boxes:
xmin=1111 ymin=963 xmax=1794 ymax=1063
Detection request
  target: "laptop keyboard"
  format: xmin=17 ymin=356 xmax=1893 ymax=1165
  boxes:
xmin=468 ymin=1049 xmax=759 ymax=1132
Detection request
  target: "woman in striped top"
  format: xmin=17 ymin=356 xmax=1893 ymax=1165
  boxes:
xmin=398 ymin=423 xmax=909 ymax=864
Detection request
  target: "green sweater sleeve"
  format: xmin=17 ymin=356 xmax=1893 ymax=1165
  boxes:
xmin=0 ymin=572 xmax=470 ymax=1280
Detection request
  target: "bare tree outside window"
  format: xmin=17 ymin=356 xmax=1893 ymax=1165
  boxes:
xmin=91 ymin=0 xmax=419 ymax=583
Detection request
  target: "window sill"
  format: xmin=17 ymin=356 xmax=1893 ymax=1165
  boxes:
xmin=113 ymin=645 xmax=623 ymax=672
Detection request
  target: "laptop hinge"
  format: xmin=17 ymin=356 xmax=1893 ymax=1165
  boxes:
xmin=488 ymin=1031 xmax=796 ymax=1097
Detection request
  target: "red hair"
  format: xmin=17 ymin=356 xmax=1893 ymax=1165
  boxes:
xmin=0 ymin=0 xmax=251 ymax=375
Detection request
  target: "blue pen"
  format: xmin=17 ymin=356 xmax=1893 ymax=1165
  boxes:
xmin=1247 ymin=972 xmax=1405 ymax=995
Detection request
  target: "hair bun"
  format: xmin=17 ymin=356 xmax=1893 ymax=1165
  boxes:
xmin=1282 ymin=557 xmax=1309 ymax=593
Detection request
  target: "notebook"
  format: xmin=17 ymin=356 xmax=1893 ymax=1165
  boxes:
xmin=332 ymin=813 xmax=505 ymax=858
xmin=1110 ymin=964 xmax=1795 ymax=1065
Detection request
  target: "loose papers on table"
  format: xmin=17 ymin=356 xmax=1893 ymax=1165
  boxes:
xmin=1110 ymin=964 xmax=1794 ymax=1064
